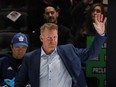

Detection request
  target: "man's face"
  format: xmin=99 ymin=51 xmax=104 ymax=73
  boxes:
xmin=40 ymin=28 xmax=58 ymax=54
xmin=44 ymin=6 xmax=58 ymax=23
xmin=11 ymin=45 xmax=27 ymax=59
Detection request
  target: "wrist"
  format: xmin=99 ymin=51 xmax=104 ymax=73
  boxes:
xmin=100 ymin=33 xmax=105 ymax=36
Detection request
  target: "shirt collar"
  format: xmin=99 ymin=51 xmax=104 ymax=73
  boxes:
xmin=41 ymin=47 xmax=57 ymax=57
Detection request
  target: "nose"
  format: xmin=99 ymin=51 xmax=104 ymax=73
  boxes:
xmin=93 ymin=10 xmax=98 ymax=15
xmin=48 ymin=13 xmax=52 ymax=16
xmin=49 ymin=37 xmax=55 ymax=41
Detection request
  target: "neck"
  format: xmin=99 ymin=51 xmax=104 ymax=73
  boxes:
xmin=42 ymin=46 xmax=55 ymax=55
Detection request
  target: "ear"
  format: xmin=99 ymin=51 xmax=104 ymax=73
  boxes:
xmin=56 ymin=11 xmax=59 ymax=18
xmin=10 ymin=44 xmax=13 ymax=51
xmin=10 ymin=44 xmax=13 ymax=48
xmin=40 ymin=35 xmax=43 ymax=42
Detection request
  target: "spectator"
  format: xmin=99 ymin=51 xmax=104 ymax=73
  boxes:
xmin=0 ymin=32 xmax=29 ymax=87
xmin=73 ymin=3 xmax=106 ymax=48
xmin=28 ymin=0 xmax=59 ymax=34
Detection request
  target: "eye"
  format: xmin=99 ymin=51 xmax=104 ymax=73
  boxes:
xmin=46 ymin=36 xmax=57 ymax=40
xmin=53 ymin=36 xmax=57 ymax=39
xmin=44 ymin=36 xmax=50 ymax=40
xmin=92 ymin=9 xmax=101 ymax=13
xmin=96 ymin=10 xmax=101 ymax=13
xmin=51 ymin=11 xmax=55 ymax=14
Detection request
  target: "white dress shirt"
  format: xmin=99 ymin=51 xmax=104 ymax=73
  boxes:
xmin=40 ymin=47 xmax=72 ymax=87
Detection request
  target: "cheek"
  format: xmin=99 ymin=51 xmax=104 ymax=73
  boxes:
xmin=55 ymin=39 xmax=58 ymax=43
xmin=12 ymin=50 xmax=18 ymax=56
xmin=22 ymin=49 xmax=27 ymax=53
xmin=12 ymin=49 xmax=16 ymax=53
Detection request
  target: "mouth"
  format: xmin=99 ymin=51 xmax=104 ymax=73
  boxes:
xmin=49 ymin=44 xmax=56 ymax=47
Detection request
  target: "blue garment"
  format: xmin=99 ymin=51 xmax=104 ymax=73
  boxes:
xmin=4 ymin=77 xmax=15 ymax=87
xmin=15 ymin=34 xmax=106 ymax=87
xmin=0 ymin=54 xmax=22 ymax=86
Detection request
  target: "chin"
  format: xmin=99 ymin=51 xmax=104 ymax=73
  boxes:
xmin=49 ymin=46 xmax=56 ymax=49
xmin=50 ymin=46 xmax=55 ymax=48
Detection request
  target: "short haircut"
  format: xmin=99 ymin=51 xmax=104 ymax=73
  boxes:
xmin=45 ymin=4 xmax=60 ymax=11
xmin=40 ymin=23 xmax=58 ymax=34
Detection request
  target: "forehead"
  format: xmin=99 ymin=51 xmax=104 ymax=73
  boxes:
xmin=45 ymin=7 xmax=56 ymax=12
xmin=94 ymin=6 xmax=102 ymax=10
xmin=43 ymin=28 xmax=57 ymax=34
xmin=13 ymin=45 xmax=27 ymax=48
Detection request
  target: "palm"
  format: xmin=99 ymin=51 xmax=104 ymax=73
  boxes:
xmin=93 ymin=14 xmax=107 ymax=35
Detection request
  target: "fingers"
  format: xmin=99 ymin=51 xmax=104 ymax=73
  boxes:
xmin=103 ymin=17 xmax=107 ymax=24
xmin=93 ymin=23 xmax=97 ymax=30
xmin=94 ymin=15 xmax=98 ymax=24
xmin=97 ymin=14 xmax=103 ymax=22
xmin=100 ymin=14 xmax=103 ymax=22
xmin=97 ymin=13 xmax=101 ymax=22
xmin=94 ymin=14 xmax=106 ymax=23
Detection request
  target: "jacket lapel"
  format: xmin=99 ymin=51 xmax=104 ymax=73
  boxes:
xmin=30 ymin=49 xmax=41 ymax=87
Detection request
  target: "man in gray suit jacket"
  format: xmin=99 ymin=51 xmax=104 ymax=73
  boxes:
xmin=15 ymin=14 xmax=107 ymax=87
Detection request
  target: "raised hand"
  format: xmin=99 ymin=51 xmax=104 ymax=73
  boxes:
xmin=93 ymin=14 xmax=107 ymax=36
